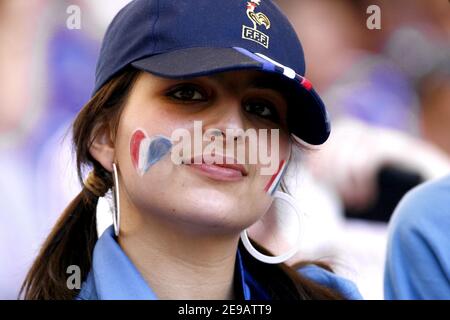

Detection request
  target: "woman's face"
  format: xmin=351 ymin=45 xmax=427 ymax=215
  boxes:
xmin=114 ymin=70 xmax=291 ymax=235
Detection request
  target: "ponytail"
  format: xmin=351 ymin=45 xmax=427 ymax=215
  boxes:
xmin=20 ymin=178 xmax=100 ymax=299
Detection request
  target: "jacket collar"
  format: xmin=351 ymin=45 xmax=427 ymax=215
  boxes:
xmin=78 ymin=226 xmax=268 ymax=300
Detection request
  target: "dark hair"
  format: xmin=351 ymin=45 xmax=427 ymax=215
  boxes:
xmin=21 ymin=67 xmax=345 ymax=300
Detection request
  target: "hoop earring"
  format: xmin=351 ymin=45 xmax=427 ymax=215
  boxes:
xmin=112 ymin=163 xmax=121 ymax=237
xmin=240 ymin=191 xmax=301 ymax=264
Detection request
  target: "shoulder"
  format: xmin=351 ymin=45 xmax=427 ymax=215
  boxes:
xmin=395 ymin=175 xmax=450 ymax=213
xmin=385 ymin=176 xmax=450 ymax=299
xmin=388 ymin=175 xmax=450 ymax=242
xmin=297 ymin=264 xmax=363 ymax=300
xmin=75 ymin=271 xmax=98 ymax=300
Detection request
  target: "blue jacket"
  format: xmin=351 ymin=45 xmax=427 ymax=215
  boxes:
xmin=77 ymin=226 xmax=362 ymax=300
xmin=384 ymin=175 xmax=450 ymax=299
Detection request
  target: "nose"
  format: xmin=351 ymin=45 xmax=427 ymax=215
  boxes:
xmin=204 ymin=96 xmax=247 ymax=140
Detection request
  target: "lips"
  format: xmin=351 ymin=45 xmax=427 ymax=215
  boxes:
xmin=212 ymin=163 xmax=248 ymax=177
xmin=183 ymin=155 xmax=248 ymax=181
xmin=130 ymin=129 xmax=249 ymax=181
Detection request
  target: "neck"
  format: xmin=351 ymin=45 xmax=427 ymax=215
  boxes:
xmin=117 ymin=204 xmax=241 ymax=300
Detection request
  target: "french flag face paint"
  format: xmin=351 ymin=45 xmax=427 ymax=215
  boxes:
xmin=130 ymin=129 xmax=173 ymax=176
xmin=263 ymin=159 xmax=288 ymax=196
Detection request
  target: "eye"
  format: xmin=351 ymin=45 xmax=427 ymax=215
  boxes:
xmin=244 ymin=99 xmax=280 ymax=123
xmin=166 ymin=84 xmax=207 ymax=102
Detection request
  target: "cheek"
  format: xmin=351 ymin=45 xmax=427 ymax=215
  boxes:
xmin=130 ymin=129 xmax=146 ymax=169
xmin=114 ymin=106 xmax=291 ymax=230
xmin=263 ymin=159 xmax=288 ymax=195
xmin=129 ymin=128 xmax=173 ymax=176
xmin=117 ymin=105 xmax=185 ymax=177
xmin=113 ymin=119 xmax=177 ymax=209
xmin=256 ymin=133 xmax=290 ymax=195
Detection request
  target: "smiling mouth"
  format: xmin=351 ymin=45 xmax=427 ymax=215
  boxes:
xmin=182 ymin=157 xmax=248 ymax=182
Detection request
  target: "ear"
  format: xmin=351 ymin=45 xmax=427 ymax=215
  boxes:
xmin=89 ymin=129 xmax=115 ymax=172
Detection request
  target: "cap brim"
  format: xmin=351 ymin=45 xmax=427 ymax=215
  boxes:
xmin=131 ymin=47 xmax=330 ymax=146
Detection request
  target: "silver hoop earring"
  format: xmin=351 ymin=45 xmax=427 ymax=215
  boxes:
xmin=112 ymin=163 xmax=121 ymax=237
xmin=240 ymin=191 xmax=301 ymax=264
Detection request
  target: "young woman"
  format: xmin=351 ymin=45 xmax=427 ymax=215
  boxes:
xmin=21 ymin=0 xmax=362 ymax=300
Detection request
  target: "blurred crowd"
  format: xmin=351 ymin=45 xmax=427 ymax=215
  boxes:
xmin=276 ymin=0 xmax=450 ymax=299
xmin=0 ymin=0 xmax=130 ymax=299
xmin=0 ymin=0 xmax=449 ymax=299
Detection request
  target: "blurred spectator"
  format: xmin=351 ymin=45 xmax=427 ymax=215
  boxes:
xmin=307 ymin=118 xmax=450 ymax=213
xmin=416 ymin=57 xmax=450 ymax=157
xmin=275 ymin=0 xmax=450 ymax=220
xmin=276 ymin=0 xmax=450 ymax=299
xmin=384 ymin=175 xmax=450 ymax=299
xmin=0 ymin=0 xmax=131 ymax=299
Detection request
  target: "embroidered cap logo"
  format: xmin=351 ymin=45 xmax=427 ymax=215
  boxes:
xmin=242 ymin=0 xmax=271 ymax=48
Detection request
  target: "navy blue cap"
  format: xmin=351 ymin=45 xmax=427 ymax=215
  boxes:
xmin=93 ymin=0 xmax=330 ymax=145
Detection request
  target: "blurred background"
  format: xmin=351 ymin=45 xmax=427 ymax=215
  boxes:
xmin=0 ymin=0 xmax=448 ymax=299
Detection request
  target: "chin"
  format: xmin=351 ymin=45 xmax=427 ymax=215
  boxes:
xmin=171 ymin=200 xmax=260 ymax=234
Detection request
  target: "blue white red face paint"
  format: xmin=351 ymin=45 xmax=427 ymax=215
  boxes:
xmin=130 ymin=124 xmax=289 ymax=195
xmin=263 ymin=159 xmax=288 ymax=196
xmin=130 ymin=129 xmax=173 ymax=176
